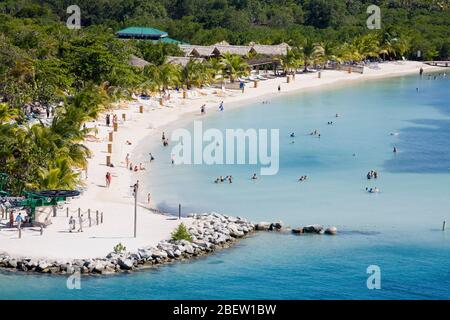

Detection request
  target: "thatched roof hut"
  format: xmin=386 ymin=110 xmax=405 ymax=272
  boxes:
xmin=166 ymin=56 xmax=204 ymax=67
xmin=213 ymin=45 xmax=255 ymax=56
xmin=129 ymin=55 xmax=151 ymax=68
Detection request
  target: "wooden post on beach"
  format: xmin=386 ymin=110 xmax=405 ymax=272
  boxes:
xmin=109 ymin=132 xmax=113 ymax=142
xmin=159 ymin=98 xmax=163 ymax=106
xmin=122 ymin=113 xmax=126 ymax=121
xmin=348 ymin=67 xmax=352 ymax=74
xmin=18 ymin=227 xmax=21 ymax=239
xmin=318 ymin=72 xmax=322 ymax=79
xmin=78 ymin=208 xmax=81 ymax=218
xmin=113 ymin=122 xmax=118 ymax=132
xmin=101 ymin=212 xmax=104 ymax=224
xmin=178 ymin=204 xmax=181 ymax=220
xmin=52 ymin=206 xmax=57 ymax=217
xmin=139 ymin=105 xmax=144 ymax=113
xmin=133 ymin=181 xmax=138 ymax=238
xmin=107 ymin=143 xmax=112 ymax=154
xmin=183 ymin=91 xmax=187 ymax=99
xmin=443 ymin=220 xmax=446 ymax=231
xmin=66 ymin=207 xmax=69 ymax=217
xmin=96 ymin=210 xmax=99 ymax=225
xmin=88 ymin=209 xmax=92 ymax=227
xmin=106 ymin=155 xmax=111 ymax=167
xmin=287 ymin=75 xmax=291 ymax=83
xmin=254 ymin=80 xmax=258 ymax=88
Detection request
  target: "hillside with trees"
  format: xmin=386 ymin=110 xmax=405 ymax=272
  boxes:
xmin=0 ymin=0 xmax=449 ymax=193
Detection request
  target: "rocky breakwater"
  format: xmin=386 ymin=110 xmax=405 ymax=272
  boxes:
xmin=256 ymin=221 xmax=338 ymax=235
xmin=0 ymin=213 xmax=255 ymax=275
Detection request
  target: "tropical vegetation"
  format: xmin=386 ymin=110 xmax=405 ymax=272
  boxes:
xmin=0 ymin=0 xmax=448 ymax=193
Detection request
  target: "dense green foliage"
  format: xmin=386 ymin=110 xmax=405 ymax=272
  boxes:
xmin=1 ymin=0 xmax=448 ymax=59
xmin=0 ymin=0 xmax=448 ymax=193
xmin=171 ymin=223 xmax=193 ymax=242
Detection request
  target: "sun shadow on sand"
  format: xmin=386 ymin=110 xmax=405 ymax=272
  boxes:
xmin=89 ymin=236 xmax=134 ymax=239
xmin=154 ymin=201 xmax=198 ymax=217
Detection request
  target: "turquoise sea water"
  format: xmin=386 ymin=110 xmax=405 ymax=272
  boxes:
xmin=1 ymin=72 xmax=450 ymax=299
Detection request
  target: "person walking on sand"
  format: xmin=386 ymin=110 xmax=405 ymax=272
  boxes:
xmin=15 ymin=213 xmax=24 ymax=229
xmin=278 ymin=85 xmax=281 ymax=92
xmin=147 ymin=193 xmax=151 ymax=205
xmin=69 ymin=216 xmax=76 ymax=232
xmin=149 ymin=153 xmax=155 ymax=162
xmin=106 ymin=172 xmax=112 ymax=187
xmin=201 ymin=104 xmax=206 ymax=114
xmin=106 ymin=114 xmax=110 ymax=127
xmin=125 ymin=153 xmax=130 ymax=168
xmin=78 ymin=214 xmax=84 ymax=232
xmin=162 ymin=132 xmax=166 ymax=141
xmin=219 ymin=101 xmax=224 ymax=111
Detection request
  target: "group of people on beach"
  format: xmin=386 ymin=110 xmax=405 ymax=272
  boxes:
xmin=68 ymin=215 xmax=85 ymax=233
xmin=125 ymin=153 xmax=146 ymax=173
xmin=298 ymin=175 xmax=308 ymax=182
xmin=129 ymin=162 xmax=145 ymax=172
xmin=105 ymin=113 xmax=118 ymax=127
xmin=162 ymin=132 xmax=169 ymax=147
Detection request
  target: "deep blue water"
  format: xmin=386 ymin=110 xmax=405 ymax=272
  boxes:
xmin=1 ymin=71 xmax=450 ymax=299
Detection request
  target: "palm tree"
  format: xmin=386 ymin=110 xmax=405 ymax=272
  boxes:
xmin=141 ymin=64 xmax=163 ymax=94
xmin=39 ymin=158 xmax=80 ymax=190
xmin=297 ymin=39 xmax=324 ymax=72
xmin=181 ymin=60 xmax=210 ymax=89
xmin=319 ymin=41 xmax=339 ymax=65
xmin=379 ymin=29 xmax=397 ymax=60
xmin=159 ymin=63 xmax=181 ymax=90
xmin=281 ymin=49 xmax=302 ymax=75
xmin=220 ymin=53 xmax=249 ymax=83
xmin=336 ymin=43 xmax=362 ymax=62
xmin=205 ymin=58 xmax=224 ymax=82
xmin=353 ymin=34 xmax=380 ymax=61
xmin=392 ymin=36 xmax=411 ymax=60
xmin=0 ymin=103 xmax=18 ymax=124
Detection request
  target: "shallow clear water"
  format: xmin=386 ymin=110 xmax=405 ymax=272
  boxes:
xmin=1 ymin=72 xmax=450 ymax=299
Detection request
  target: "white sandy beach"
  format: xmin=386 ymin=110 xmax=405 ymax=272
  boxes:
xmin=0 ymin=61 xmax=443 ymax=260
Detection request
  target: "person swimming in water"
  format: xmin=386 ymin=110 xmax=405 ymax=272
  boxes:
xmin=251 ymin=173 xmax=258 ymax=180
xmin=393 ymin=146 xmax=397 ymax=153
xmin=290 ymin=132 xmax=295 ymax=138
